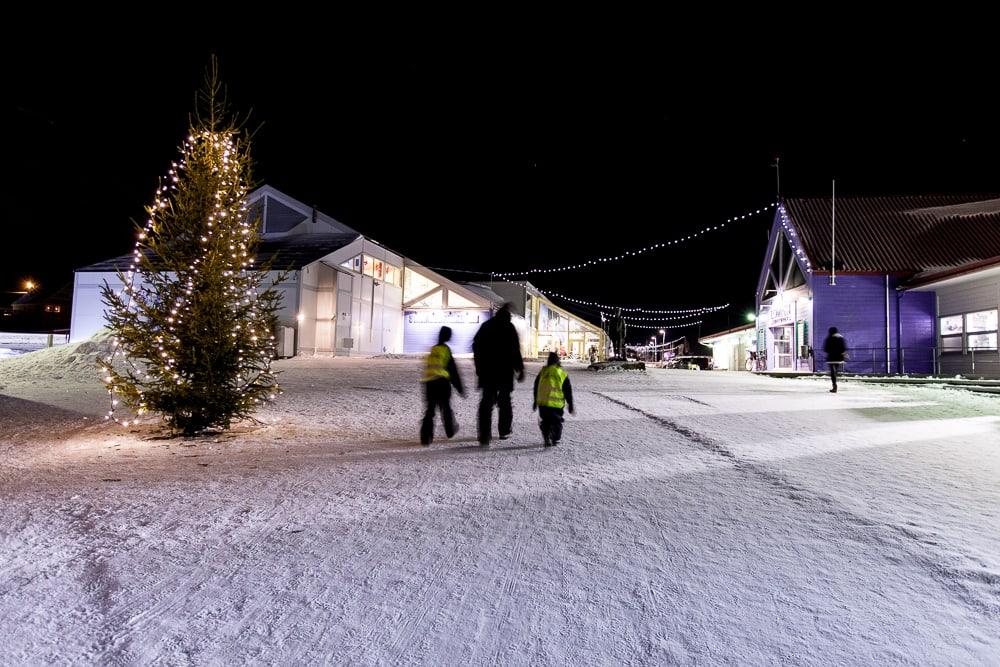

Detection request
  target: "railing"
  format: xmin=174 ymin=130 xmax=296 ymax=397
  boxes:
xmin=813 ymin=346 xmax=1000 ymax=378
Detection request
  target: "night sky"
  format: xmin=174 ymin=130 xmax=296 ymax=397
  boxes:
xmin=4 ymin=28 xmax=998 ymax=343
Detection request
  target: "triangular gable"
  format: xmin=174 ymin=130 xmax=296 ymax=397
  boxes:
xmin=756 ymin=206 xmax=812 ymax=308
xmin=247 ymin=185 xmax=358 ymax=236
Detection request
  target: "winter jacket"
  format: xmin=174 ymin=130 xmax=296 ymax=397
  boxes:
xmin=823 ymin=333 xmax=847 ymax=363
xmin=472 ymin=315 xmax=524 ymax=389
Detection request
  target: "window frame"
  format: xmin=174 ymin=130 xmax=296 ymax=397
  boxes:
xmin=939 ymin=309 xmax=999 ymax=353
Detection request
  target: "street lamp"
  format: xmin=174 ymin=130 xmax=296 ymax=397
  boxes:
xmin=658 ymin=329 xmax=665 ymax=362
xmin=650 ymin=336 xmax=657 ymax=363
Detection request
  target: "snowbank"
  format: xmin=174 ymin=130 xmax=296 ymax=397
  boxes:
xmin=0 ymin=331 xmax=116 ymax=385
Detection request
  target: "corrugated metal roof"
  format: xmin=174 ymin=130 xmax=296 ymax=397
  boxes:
xmin=77 ymin=233 xmax=360 ymax=272
xmin=784 ymin=195 xmax=1000 ymax=275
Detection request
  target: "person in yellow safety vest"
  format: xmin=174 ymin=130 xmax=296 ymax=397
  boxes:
xmin=532 ymin=352 xmax=574 ymax=447
xmin=420 ymin=326 xmax=465 ymax=446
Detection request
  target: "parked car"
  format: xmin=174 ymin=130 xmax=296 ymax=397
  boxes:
xmin=659 ymin=355 xmax=714 ymax=370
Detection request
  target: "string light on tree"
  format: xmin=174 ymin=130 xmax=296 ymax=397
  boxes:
xmin=100 ymin=59 xmax=283 ymax=435
xmin=493 ymin=203 xmax=778 ymax=278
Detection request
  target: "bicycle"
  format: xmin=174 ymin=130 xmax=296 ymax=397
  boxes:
xmin=745 ymin=351 xmax=767 ymax=371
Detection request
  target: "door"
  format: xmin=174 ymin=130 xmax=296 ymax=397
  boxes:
xmin=335 ymin=272 xmax=354 ymax=355
xmin=773 ymin=326 xmax=793 ymax=369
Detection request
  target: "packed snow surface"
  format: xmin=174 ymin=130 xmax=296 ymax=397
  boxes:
xmin=1 ymin=349 xmax=998 ymax=664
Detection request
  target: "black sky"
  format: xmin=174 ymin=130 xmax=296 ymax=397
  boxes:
xmin=4 ymin=25 xmax=999 ymax=341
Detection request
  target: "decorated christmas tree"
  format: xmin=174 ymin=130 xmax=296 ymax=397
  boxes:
xmin=100 ymin=60 xmax=282 ymax=435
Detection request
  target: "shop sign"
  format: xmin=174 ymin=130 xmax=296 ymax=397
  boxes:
xmin=405 ymin=310 xmax=487 ymax=325
xmin=769 ymin=304 xmax=794 ymax=326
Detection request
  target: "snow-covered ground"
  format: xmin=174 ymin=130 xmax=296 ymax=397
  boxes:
xmin=1 ymin=350 xmax=999 ymax=664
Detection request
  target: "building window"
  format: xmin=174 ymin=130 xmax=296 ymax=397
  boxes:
xmin=341 ymin=255 xmax=362 ymax=272
xmin=403 ymin=268 xmax=439 ymax=302
xmin=967 ymin=309 xmax=998 ymax=351
xmin=940 ymin=310 xmax=998 ymax=352
xmin=939 ymin=314 xmax=963 ymax=353
xmin=362 ymin=254 xmax=374 ymax=277
xmin=384 ymin=264 xmax=399 ymax=286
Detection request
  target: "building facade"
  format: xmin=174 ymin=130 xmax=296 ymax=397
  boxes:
xmin=753 ymin=195 xmax=1000 ymax=375
xmin=71 ymin=186 xmax=500 ymax=356
xmin=698 ymin=323 xmax=755 ymax=371
xmin=484 ymin=281 xmax=607 ymax=361
xmin=905 ymin=257 xmax=1000 ymax=377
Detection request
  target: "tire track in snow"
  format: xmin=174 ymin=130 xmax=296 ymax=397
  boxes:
xmin=595 ymin=390 xmax=1000 ymax=621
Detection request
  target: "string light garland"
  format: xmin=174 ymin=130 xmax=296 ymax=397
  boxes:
xmin=611 ymin=312 xmax=721 ymax=323
xmin=615 ymin=315 xmax=705 ymax=325
xmin=493 ymin=203 xmax=778 ymax=278
xmin=541 ymin=289 xmax=727 ymax=315
xmin=777 ymin=204 xmax=813 ymax=274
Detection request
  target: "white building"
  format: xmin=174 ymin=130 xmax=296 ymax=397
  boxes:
xmin=70 ymin=186 xmax=500 ymax=356
xmin=698 ymin=323 xmax=755 ymax=371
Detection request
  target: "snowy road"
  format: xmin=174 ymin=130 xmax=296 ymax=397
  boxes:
xmin=2 ymin=357 xmax=999 ymax=664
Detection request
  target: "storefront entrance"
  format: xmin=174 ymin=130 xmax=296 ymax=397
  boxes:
xmin=773 ymin=326 xmax=793 ymax=369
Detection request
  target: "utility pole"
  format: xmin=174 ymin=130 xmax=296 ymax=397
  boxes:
xmin=830 ymin=180 xmax=837 ymax=286
xmin=772 ymin=156 xmax=781 ymax=200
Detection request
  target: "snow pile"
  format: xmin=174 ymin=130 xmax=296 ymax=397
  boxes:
xmin=0 ymin=347 xmax=22 ymax=359
xmin=0 ymin=331 xmax=116 ymax=385
xmin=588 ymin=360 xmax=646 ymax=372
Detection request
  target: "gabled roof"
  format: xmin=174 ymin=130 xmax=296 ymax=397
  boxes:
xmin=699 ymin=322 xmax=754 ymax=345
xmin=249 ymin=185 xmax=359 ymax=237
xmin=77 ymin=233 xmax=360 ymax=272
xmin=783 ymin=195 xmax=1000 ymax=275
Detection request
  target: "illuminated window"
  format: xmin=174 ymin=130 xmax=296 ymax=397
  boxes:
xmin=373 ymin=259 xmax=384 ymax=280
xmin=447 ymin=291 xmax=478 ymax=308
xmin=362 ymin=255 xmax=374 ymax=277
xmin=384 ymin=264 xmax=400 ymax=286
xmin=410 ymin=290 xmax=444 ymax=309
xmin=404 ymin=268 xmax=439 ymax=302
xmin=341 ymin=255 xmax=361 ymax=272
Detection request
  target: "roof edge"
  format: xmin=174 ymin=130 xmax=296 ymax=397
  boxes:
xmin=902 ymin=255 xmax=1000 ymax=290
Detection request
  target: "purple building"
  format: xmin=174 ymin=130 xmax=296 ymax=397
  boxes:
xmin=755 ymin=196 xmax=1000 ymax=375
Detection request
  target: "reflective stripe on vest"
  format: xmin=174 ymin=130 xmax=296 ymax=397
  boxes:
xmin=422 ymin=344 xmax=451 ymax=382
xmin=536 ymin=365 xmax=568 ymax=408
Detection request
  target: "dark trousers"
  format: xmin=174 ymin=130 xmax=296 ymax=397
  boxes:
xmin=421 ymin=379 xmax=456 ymax=444
xmin=478 ymin=384 xmax=513 ymax=444
xmin=538 ymin=406 xmax=564 ymax=443
xmin=829 ymin=362 xmax=841 ymax=391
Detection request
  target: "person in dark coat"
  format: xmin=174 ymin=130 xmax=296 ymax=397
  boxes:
xmin=420 ymin=326 xmax=464 ymax=445
xmin=533 ymin=352 xmax=574 ymax=446
xmin=472 ymin=303 xmax=525 ymax=446
xmin=822 ymin=326 xmax=847 ymax=393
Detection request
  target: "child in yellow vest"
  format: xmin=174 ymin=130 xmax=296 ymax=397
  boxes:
xmin=533 ymin=352 xmax=574 ymax=447
xmin=420 ymin=326 xmax=464 ymax=445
